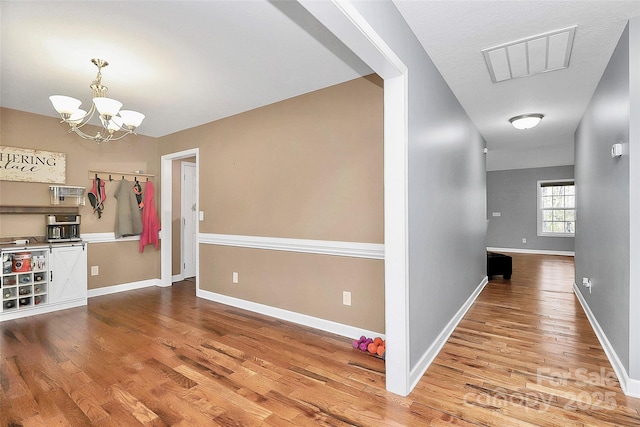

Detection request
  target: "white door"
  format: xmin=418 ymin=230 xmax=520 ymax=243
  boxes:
xmin=181 ymin=162 xmax=197 ymax=278
xmin=50 ymin=244 xmax=87 ymax=304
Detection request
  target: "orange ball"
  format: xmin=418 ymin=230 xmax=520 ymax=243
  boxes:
xmin=373 ymin=337 xmax=383 ymax=346
xmin=367 ymin=342 xmax=378 ymax=354
xmin=376 ymin=345 xmax=386 ymax=357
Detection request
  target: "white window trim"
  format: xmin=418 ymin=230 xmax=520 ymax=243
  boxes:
xmin=537 ymin=179 xmax=575 ymax=238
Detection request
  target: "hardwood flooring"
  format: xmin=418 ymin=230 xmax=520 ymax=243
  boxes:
xmin=1 ymin=253 xmax=639 ymax=426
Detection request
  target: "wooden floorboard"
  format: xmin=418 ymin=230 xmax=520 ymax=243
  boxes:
xmin=1 ymin=253 xmax=639 ymax=426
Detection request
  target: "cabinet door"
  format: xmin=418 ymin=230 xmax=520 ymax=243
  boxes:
xmin=50 ymin=246 xmax=87 ymax=304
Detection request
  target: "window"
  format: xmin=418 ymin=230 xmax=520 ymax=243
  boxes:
xmin=537 ymin=180 xmax=575 ymax=237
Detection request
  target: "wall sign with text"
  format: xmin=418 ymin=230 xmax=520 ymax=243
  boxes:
xmin=0 ymin=146 xmax=66 ymax=183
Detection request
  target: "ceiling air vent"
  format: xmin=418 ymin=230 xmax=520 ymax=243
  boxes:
xmin=482 ymin=26 xmax=576 ymax=83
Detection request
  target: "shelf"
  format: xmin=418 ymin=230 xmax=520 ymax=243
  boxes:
xmin=1 ymin=248 xmax=49 ymax=315
xmin=50 ymin=185 xmax=86 ymax=206
xmin=0 ymin=206 xmax=80 ymax=215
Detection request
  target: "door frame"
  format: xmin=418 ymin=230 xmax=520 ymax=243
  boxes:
xmin=160 ymin=148 xmax=199 ymax=288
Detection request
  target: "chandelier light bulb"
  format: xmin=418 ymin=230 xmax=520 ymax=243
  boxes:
xmin=119 ymin=110 xmax=145 ymax=128
xmin=67 ymin=109 xmax=87 ymax=125
xmin=49 ymin=95 xmax=82 ymax=116
xmin=93 ymin=97 xmax=123 ymax=118
xmin=105 ymin=116 xmax=124 ymax=132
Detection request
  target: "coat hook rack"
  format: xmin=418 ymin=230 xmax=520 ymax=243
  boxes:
xmin=88 ymin=169 xmax=155 ymax=183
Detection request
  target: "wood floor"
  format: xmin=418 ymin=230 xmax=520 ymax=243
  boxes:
xmin=1 ymin=254 xmax=639 ymax=426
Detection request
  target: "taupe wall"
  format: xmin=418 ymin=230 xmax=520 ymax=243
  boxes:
xmin=158 ymin=75 xmax=385 ymax=332
xmin=201 ymin=245 xmax=384 ymax=331
xmin=0 ymin=107 xmax=161 ymax=289
xmin=87 ymin=240 xmax=159 ymax=290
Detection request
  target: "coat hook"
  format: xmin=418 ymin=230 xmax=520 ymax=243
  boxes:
xmin=95 ymin=173 xmax=98 ymax=179
xmin=109 ymin=174 xmax=112 ymax=181
xmin=146 ymin=177 xmax=149 ymax=182
xmin=122 ymin=175 xmax=125 ymax=180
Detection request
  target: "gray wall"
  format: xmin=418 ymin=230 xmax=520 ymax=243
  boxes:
xmin=629 ymin=15 xmax=640 ymax=386
xmin=352 ymin=1 xmax=487 ymax=369
xmin=487 ymin=166 xmax=575 ymax=252
xmin=575 ymin=19 xmax=638 ymax=380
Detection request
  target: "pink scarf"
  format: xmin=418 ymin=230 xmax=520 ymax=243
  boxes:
xmin=139 ymin=180 xmax=161 ymax=252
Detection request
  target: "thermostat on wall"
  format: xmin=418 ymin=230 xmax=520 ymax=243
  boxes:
xmin=611 ymin=143 xmax=623 ymax=158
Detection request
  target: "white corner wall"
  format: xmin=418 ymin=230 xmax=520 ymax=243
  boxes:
xmin=301 ymin=0 xmax=487 ymax=396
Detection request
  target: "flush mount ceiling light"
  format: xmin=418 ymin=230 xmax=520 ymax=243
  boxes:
xmin=509 ymin=113 xmax=544 ymax=130
xmin=482 ymin=26 xmax=576 ymax=83
xmin=50 ymin=59 xmax=145 ymax=144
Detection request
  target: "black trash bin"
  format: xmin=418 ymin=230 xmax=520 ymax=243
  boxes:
xmin=487 ymin=252 xmax=512 ymax=280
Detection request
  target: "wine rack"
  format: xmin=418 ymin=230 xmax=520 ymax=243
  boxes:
xmin=1 ymin=249 xmax=49 ymax=313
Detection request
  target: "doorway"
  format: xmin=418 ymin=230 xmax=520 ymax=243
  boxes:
xmin=160 ymin=148 xmax=199 ymax=288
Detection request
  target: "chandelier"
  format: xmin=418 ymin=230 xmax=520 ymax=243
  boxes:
xmin=50 ymin=59 xmax=145 ymax=144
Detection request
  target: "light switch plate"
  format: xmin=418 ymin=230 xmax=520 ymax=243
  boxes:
xmin=343 ymin=291 xmax=352 ymax=306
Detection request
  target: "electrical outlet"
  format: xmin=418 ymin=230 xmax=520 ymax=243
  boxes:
xmin=522 ymin=238 xmax=527 ymax=243
xmin=91 ymin=266 xmax=99 ymax=276
xmin=232 ymin=272 xmax=238 ymax=284
xmin=343 ymin=291 xmax=352 ymax=306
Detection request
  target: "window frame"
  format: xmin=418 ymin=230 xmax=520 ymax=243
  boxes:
xmin=536 ymin=179 xmax=576 ymax=238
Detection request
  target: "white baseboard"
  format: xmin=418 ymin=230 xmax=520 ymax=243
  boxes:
xmin=573 ymin=283 xmax=640 ymax=398
xmin=172 ymin=273 xmax=185 ymax=283
xmin=196 ymin=288 xmax=384 ymax=341
xmin=487 ymin=247 xmax=575 ymax=256
xmin=88 ymin=279 xmax=160 ymax=298
xmin=409 ymin=276 xmax=489 ymax=390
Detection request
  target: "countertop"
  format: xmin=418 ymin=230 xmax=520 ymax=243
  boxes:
xmin=0 ymin=241 xmax=85 ymax=251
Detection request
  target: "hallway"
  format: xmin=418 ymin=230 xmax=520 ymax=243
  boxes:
xmin=413 ymin=253 xmax=640 ymax=426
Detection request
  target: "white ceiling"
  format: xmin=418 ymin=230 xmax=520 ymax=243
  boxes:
xmin=2 ymin=1 xmax=639 ymax=171
xmin=0 ymin=1 xmax=371 ymax=138
xmin=393 ymin=0 xmax=640 ymax=170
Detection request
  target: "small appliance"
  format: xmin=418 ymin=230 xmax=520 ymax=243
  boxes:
xmin=46 ymin=214 xmax=81 ymax=242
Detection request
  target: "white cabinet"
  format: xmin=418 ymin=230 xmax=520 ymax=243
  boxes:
xmin=49 ymin=244 xmax=87 ymax=304
xmin=1 ymin=243 xmax=87 ymax=321
xmin=1 ymin=248 xmax=49 ymax=313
